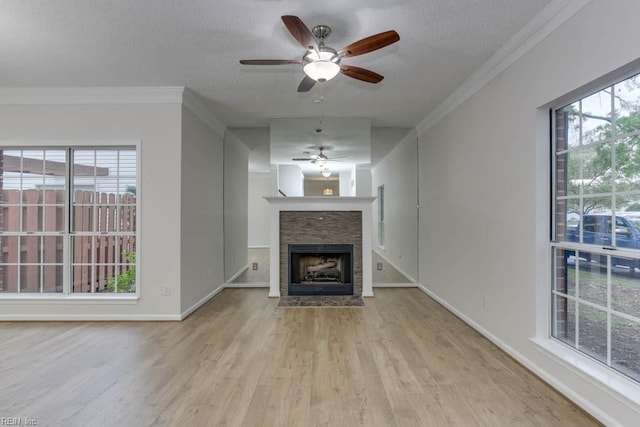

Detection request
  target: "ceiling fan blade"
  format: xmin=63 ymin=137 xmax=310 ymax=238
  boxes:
xmin=340 ymin=65 xmax=384 ymax=83
xmin=239 ymin=59 xmax=301 ymax=65
xmin=338 ymin=30 xmax=400 ymax=57
xmin=292 ymin=158 xmax=313 ymax=161
xmin=297 ymin=75 xmax=316 ymax=92
xmin=281 ymin=15 xmax=317 ymax=49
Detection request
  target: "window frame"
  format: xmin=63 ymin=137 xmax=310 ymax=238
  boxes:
xmin=550 ymin=71 xmax=640 ymax=384
xmin=0 ymin=140 xmax=140 ymax=301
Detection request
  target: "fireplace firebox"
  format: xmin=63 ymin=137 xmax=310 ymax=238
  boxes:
xmin=288 ymin=244 xmax=354 ymax=296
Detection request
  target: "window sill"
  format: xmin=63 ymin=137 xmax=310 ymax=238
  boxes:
xmin=531 ymin=337 xmax=640 ymax=409
xmin=0 ymin=294 xmax=140 ymax=304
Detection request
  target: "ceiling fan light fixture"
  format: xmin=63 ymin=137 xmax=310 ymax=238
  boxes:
xmin=303 ymin=50 xmax=340 ymax=82
xmin=321 ymin=169 xmax=331 ymax=178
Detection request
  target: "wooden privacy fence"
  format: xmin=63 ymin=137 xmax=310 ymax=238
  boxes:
xmin=0 ymin=189 xmax=136 ymax=293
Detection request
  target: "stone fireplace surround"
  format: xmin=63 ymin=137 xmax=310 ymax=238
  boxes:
xmin=264 ymin=197 xmax=375 ymax=298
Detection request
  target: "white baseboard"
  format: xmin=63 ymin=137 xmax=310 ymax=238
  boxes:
xmin=372 ymin=248 xmax=417 ymax=283
xmin=226 ymin=265 xmax=249 ymax=283
xmin=248 ymin=245 xmax=270 ymax=249
xmin=180 ymin=284 xmax=225 ymax=320
xmin=415 ymin=283 xmax=617 ymax=426
xmin=225 ymin=282 xmax=269 ymax=288
xmin=0 ymin=314 xmax=182 ymax=321
xmin=373 ymin=283 xmax=418 ymax=288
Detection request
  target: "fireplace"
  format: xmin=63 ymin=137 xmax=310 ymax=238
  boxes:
xmin=288 ymin=244 xmax=354 ymax=296
xmin=265 ymin=197 xmax=375 ymax=298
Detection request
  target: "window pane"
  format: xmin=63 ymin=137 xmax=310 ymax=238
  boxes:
xmin=615 ymin=136 xmax=640 ymax=193
xmin=557 ymin=103 xmax=581 ymax=149
xmin=22 ymin=203 xmax=42 ymax=232
xmin=613 ymin=74 xmax=640 ymax=126
xmin=582 ymin=142 xmax=612 ymax=195
xmin=72 ymin=264 xmax=93 ymax=293
xmin=43 ymin=236 xmax=63 ymax=264
xmin=0 ymin=204 xmax=20 ymax=231
xmin=581 ymin=90 xmax=612 ymax=145
xmin=20 ymin=236 xmax=41 ymax=264
xmin=72 ymin=235 xmax=95 ymax=266
xmin=562 ymin=150 xmax=580 ymax=197
xmin=0 ymin=235 xmax=19 ymax=265
xmin=43 ymin=205 xmax=65 ymax=232
xmin=553 ymin=247 xmax=571 ymax=294
xmin=20 ymin=264 xmax=40 ymax=293
xmin=577 ymin=254 xmax=607 ymax=306
xmin=553 ymin=295 xmax=575 ymax=345
xmin=42 ymin=264 xmax=63 ymax=293
xmin=72 ymin=202 xmax=95 ymax=232
xmin=577 ymin=304 xmax=608 ymax=364
xmin=611 ymin=259 xmax=640 ymax=317
xmin=0 ymin=265 xmax=18 ymax=292
xmin=611 ymin=315 xmax=640 ymax=382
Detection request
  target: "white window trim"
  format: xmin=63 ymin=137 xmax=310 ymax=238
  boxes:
xmin=532 ymin=337 xmax=640 ymax=409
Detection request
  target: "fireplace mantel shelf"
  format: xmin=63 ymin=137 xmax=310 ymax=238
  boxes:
xmin=263 ymin=196 xmax=376 ymax=206
xmin=265 ymin=197 xmax=375 ymax=298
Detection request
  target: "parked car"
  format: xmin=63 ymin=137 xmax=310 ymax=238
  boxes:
xmin=567 ymin=214 xmax=640 ymax=273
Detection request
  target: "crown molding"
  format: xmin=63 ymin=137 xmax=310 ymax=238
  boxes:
xmin=181 ymin=88 xmax=227 ymax=138
xmin=0 ymin=86 xmax=185 ymax=105
xmin=415 ymin=0 xmax=593 ymax=136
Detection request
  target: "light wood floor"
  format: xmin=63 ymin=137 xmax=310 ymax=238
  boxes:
xmin=0 ymin=289 xmax=599 ymax=426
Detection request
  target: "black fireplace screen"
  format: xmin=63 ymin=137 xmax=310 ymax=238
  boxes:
xmin=288 ymin=244 xmax=353 ymax=295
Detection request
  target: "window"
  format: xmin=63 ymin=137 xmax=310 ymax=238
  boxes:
xmin=377 ymin=185 xmax=384 ymax=247
xmin=552 ymin=73 xmax=640 ymax=382
xmin=0 ymin=147 xmax=137 ymax=295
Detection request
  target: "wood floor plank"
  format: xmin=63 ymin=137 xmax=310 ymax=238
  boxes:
xmin=0 ymin=288 xmax=601 ymax=426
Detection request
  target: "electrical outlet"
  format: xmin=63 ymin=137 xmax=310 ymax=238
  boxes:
xmin=482 ymin=296 xmax=489 ymax=310
xmin=163 ymin=286 xmax=171 ymax=296
xmin=377 ymin=262 xmax=383 ymax=271
xmin=252 ymin=262 xmax=258 ymax=271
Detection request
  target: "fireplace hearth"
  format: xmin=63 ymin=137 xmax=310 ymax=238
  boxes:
xmin=288 ymin=244 xmax=353 ymax=296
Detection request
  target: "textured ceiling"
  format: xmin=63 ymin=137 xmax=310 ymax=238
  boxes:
xmin=1 ymin=0 xmax=552 ymax=129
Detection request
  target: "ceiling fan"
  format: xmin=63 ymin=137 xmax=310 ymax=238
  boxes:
xmin=292 ymin=147 xmax=342 ymax=164
xmin=240 ymin=15 xmax=400 ymax=92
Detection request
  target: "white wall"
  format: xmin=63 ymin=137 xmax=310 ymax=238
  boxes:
xmin=339 ymin=166 xmax=355 ymax=196
xmin=223 ymin=131 xmax=249 ymax=281
xmin=371 ymin=132 xmax=418 ymax=281
xmin=248 ymin=172 xmax=271 ymax=247
xmin=417 ymin=0 xmax=640 ymax=424
xmin=0 ymin=102 xmax=183 ymax=318
xmin=277 ymin=164 xmax=303 ymax=196
xmin=180 ymin=106 xmax=225 ymax=314
xmin=355 ymin=165 xmax=372 ymax=197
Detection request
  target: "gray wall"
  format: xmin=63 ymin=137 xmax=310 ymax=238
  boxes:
xmin=223 ymin=131 xmax=249 ymax=281
xmin=371 ymin=132 xmax=418 ymax=281
xmin=248 ymin=172 xmax=271 ymax=247
xmin=180 ymin=106 xmax=225 ymax=313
